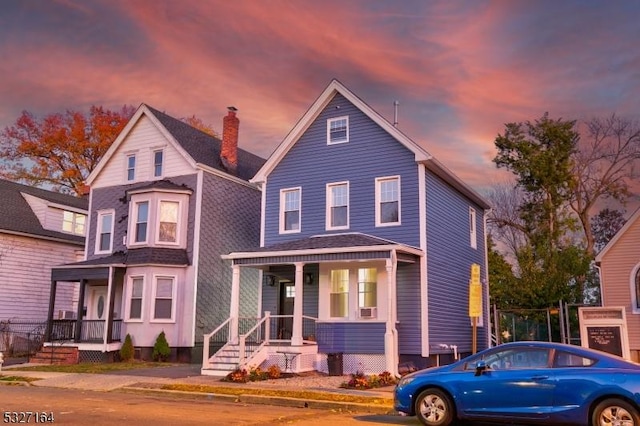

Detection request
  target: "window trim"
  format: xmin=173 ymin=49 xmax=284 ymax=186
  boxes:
xmin=95 ymin=209 xmax=115 ymax=254
xmin=126 ymin=153 xmax=137 ymax=182
xmin=470 ymin=207 xmax=477 ymax=249
xmin=327 ymin=116 xmax=349 ymax=145
xmin=279 ymin=187 xmax=302 ymax=234
xmin=375 ymin=176 xmax=401 ymax=227
xmin=131 ymin=200 xmax=150 ymax=245
xmin=125 ymin=275 xmax=144 ymax=322
xmin=151 ymin=274 xmax=176 ymax=323
xmin=155 ymin=199 xmax=182 ymax=246
xmin=152 ymin=148 xmax=164 ymax=179
xmin=326 ymin=181 xmax=350 ymax=230
xmin=631 ymin=264 xmax=640 ymax=313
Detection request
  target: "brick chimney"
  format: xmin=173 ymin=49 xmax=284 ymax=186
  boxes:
xmin=221 ymin=106 xmax=239 ymax=174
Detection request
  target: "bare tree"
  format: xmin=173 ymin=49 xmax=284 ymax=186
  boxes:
xmin=571 ymin=114 xmax=640 ymax=256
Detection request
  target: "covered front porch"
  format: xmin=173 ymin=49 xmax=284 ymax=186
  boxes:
xmin=202 ymin=233 xmax=423 ymax=376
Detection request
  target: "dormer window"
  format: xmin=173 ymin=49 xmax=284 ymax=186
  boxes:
xmin=127 ymin=154 xmax=136 ymax=181
xmin=153 ymin=149 xmax=164 ymax=178
xmin=327 ymin=116 xmax=349 ymax=144
xmin=62 ymin=211 xmax=86 ymax=235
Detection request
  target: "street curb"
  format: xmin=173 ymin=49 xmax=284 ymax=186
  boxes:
xmin=120 ymin=386 xmax=395 ymax=414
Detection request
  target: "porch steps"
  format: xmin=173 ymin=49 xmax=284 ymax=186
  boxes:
xmin=202 ymin=344 xmax=241 ymax=376
xmin=30 ymin=346 xmax=79 ymax=365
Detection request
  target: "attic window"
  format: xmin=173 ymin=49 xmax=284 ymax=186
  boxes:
xmin=153 ymin=149 xmax=164 ymax=178
xmin=62 ymin=211 xmax=86 ymax=235
xmin=327 ymin=116 xmax=349 ymax=144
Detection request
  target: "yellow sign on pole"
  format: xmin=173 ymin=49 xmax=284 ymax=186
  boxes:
xmin=469 ymin=263 xmax=482 ymax=317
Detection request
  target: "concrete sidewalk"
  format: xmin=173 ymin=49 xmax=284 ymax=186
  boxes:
xmin=0 ymin=364 xmax=395 ymax=414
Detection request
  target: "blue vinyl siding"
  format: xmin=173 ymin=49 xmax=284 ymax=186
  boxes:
xmin=316 ymin=322 xmax=385 ymax=353
xmin=426 ymin=170 xmax=488 ymax=353
xmin=397 ymin=262 xmax=422 ymax=354
xmin=264 ymin=93 xmax=420 ymax=247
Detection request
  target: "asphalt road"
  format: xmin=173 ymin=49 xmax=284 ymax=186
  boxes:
xmin=0 ymin=386 xmax=419 ymax=426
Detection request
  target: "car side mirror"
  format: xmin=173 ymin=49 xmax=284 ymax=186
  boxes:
xmin=475 ymin=360 xmax=488 ymax=376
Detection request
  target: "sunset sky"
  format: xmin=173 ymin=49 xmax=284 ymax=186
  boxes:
xmin=2 ymin=0 xmax=639 ymax=192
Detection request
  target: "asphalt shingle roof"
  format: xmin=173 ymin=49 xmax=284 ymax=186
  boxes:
xmin=58 ymin=248 xmax=190 ymax=268
xmin=145 ymin=105 xmax=266 ymax=181
xmin=243 ymin=233 xmax=415 ymax=253
xmin=0 ymin=178 xmax=87 ymax=244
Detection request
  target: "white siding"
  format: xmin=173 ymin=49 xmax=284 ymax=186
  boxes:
xmin=0 ymin=233 xmax=80 ymax=321
xmin=92 ymin=116 xmax=194 ymax=189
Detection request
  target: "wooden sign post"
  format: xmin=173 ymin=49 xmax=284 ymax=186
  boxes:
xmin=469 ymin=263 xmax=482 ymax=354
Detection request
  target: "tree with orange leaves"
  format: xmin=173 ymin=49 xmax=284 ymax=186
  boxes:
xmin=0 ymin=105 xmax=135 ymax=196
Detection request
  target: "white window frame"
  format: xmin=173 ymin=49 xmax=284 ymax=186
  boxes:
xmin=62 ymin=210 xmax=86 ymax=236
xmin=125 ymin=276 xmax=144 ymax=322
xmin=95 ymin=209 xmax=115 ymax=254
xmin=375 ymin=176 xmax=401 ymax=226
xmin=631 ymin=264 xmax=640 ymax=314
xmin=151 ymin=274 xmax=176 ymax=323
xmin=470 ymin=207 xmax=477 ymax=249
xmin=126 ymin=153 xmax=137 ymax=182
xmin=152 ymin=148 xmax=164 ymax=178
xmin=326 ymin=181 xmax=349 ymax=230
xmin=131 ymin=200 xmax=150 ymax=245
xmin=327 ymin=116 xmax=349 ymax=145
xmin=329 ymin=269 xmax=350 ymax=318
xmin=155 ymin=199 xmax=181 ymax=246
xmin=279 ymin=187 xmax=302 ymax=234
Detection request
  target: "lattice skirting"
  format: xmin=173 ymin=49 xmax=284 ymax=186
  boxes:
xmin=79 ymin=350 xmax=116 ymax=363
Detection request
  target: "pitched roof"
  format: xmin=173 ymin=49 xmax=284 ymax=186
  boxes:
xmin=595 ymin=206 xmax=639 ymax=263
xmin=87 ymin=104 xmax=266 ymax=185
xmin=56 ymin=248 xmax=190 ymax=268
xmin=0 ymin=178 xmax=87 ymax=244
xmin=251 ymin=79 xmax=490 ymax=210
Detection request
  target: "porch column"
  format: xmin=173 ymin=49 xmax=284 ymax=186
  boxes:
xmin=44 ymin=280 xmax=57 ymax=342
xmin=106 ymin=272 xmax=118 ymax=343
xmin=103 ymin=266 xmax=114 ymax=349
xmin=74 ymin=279 xmax=87 ymax=343
xmin=291 ymin=262 xmax=304 ymax=346
xmin=385 ymin=252 xmax=399 ymax=375
xmin=229 ymin=264 xmax=241 ymax=343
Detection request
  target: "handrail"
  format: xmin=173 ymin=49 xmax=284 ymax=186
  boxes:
xmin=238 ymin=313 xmax=270 ymax=366
xmin=202 ymin=318 xmax=232 ymax=369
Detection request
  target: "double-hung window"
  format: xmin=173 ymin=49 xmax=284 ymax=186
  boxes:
xmin=126 ymin=154 xmax=136 ymax=181
xmin=327 ymin=182 xmax=349 ymax=230
xmin=376 ymin=176 xmax=400 ymax=226
xmin=358 ymin=268 xmax=377 ymax=309
xmin=62 ymin=211 xmax=86 ymax=235
xmin=327 ymin=116 xmax=349 ymax=144
xmin=280 ymin=188 xmax=301 ymax=233
xmin=134 ymin=201 xmax=149 ymax=243
xmin=330 ymin=269 xmax=349 ymax=318
xmin=153 ymin=276 xmax=175 ymax=321
xmin=469 ymin=207 xmax=477 ymax=249
xmin=158 ymin=201 xmax=179 ymax=243
xmin=96 ymin=210 xmax=114 ymax=253
xmin=153 ymin=149 xmax=164 ymax=178
xmin=128 ymin=277 xmax=144 ymax=321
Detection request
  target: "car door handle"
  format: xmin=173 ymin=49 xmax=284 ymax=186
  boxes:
xmin=531 ymin=375 xmax=549 ymax=381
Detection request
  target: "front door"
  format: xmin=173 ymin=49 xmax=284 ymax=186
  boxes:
xmin=278 ymin=281 xmax=295 ymax=339
xmin=89 ymin=287 xmax=108 ymax=320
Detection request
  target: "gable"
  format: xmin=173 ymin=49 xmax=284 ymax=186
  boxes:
xmin=596 ymin=206 xmax=640 ymax=263
xmin=90 ymin=115 xmax=194 ymax=189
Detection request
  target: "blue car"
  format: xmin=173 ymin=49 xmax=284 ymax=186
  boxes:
xmin=394 ymin=341 xmax=640 ymax=426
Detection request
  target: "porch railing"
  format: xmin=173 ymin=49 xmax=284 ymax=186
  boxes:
xmin=238 ymin=314 xmax=270 ymax=367
xmin=50 ymin=319 xmax=122 ymax=343
xmin=202 ymin=318 xmax=231 ymax=369
xmin=268 ymin=315 xmax=317 ymax=342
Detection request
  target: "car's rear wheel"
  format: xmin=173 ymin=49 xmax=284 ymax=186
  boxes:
xmin=415 ymin=388 xmax=454 ymax=426
xmin=592 ymin=398 xmax=639 ymax=426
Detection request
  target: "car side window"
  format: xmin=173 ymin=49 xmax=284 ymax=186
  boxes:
xmin=554 ymin=350 xmax=595 ymax=367
xmin=483 ymin=348 xmax=550 ymax=370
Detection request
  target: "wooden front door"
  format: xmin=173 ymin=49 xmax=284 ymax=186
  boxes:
xmin=278 ymin=281 xmax=295 ymax=339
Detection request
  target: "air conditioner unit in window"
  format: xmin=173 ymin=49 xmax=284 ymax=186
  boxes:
xmin=359 ymin=307 xmax=377 ymax=319
xmin=57 ymin=310 xmax=76 ymax=320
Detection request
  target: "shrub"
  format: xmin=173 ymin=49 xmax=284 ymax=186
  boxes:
xmin=248 ymin=366 xmax=269 ymax=382
xmin=152 ymin=331 xmax=171 ymax=362
xmin=340 ymin=370 xmax=397 ymax=389
xmin=267 ymin=364 xmax=281 ymax=379
xmin=224 ymin=367 xmax=248 ymax=383
xmin=120 ymin=334 xmax=134 ymax=362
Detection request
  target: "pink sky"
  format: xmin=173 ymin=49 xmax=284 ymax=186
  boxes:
xmin=1 ymin=0 xmax=639 ymax=193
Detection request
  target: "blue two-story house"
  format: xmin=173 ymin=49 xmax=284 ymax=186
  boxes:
xmin=202 ymin=80 xmax=491 ymax=376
